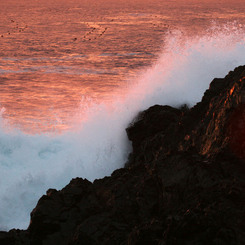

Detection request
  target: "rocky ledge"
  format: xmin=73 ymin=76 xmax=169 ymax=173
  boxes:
xmin=1 ymin=66 xmax=245 ymax=245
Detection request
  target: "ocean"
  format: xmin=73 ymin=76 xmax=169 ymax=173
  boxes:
xmin=0 ymin=0 xmax=245 ymax=230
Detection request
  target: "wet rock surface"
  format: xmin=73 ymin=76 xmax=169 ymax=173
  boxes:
xmin=1 ymin=66 xmax=245 ymax=245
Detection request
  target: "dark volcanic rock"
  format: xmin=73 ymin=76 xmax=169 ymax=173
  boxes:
xmin=1 ymin=66 xmax=245 ymax=245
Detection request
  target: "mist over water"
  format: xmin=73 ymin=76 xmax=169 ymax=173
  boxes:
xmin=135 ymin=26 xmax=245 ymax=109
xmin=0 ymin=26 xmax=245 ymax=230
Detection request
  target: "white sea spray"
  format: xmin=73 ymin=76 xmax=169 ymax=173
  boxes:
xmin=0 ymin=25 xmax=245 ymax=230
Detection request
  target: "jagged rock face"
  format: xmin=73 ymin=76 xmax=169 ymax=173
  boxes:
xmin=126 ymin=65 xmax=245 ymax=163
xmin=1 ymin=66 xmax=245 ymax=245
xmin=126 ymin=105 xmax=182 ymax=164
xmin=188 ymin=66 xmax=245 ymax=157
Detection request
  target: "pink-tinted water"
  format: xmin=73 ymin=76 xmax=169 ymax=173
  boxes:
xmin=0 ymin=0 xmax=245 ymax=132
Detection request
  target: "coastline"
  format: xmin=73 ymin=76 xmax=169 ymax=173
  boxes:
xmin=1 ymin=65 xmax=245 ymax=244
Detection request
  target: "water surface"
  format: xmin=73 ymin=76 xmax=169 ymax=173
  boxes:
xmin=1 ymin=0 xmax=244 ymax=132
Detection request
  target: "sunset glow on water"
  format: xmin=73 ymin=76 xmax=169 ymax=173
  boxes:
xmin=1 ymin=0 xmax=245 ymax=231
xmin=1 ymin=0 xmax=245 ymax=132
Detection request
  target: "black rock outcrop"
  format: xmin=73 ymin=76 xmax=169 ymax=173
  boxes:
xmin=1 ymin=66 xmax=245 ymax=245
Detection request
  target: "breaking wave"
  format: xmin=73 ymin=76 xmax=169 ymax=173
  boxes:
xmin=1 ymin=24 xmax=245 ymax=230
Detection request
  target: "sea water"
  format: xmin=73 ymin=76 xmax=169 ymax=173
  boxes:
xmin=0 ymin=0 xmax=245 ymax=230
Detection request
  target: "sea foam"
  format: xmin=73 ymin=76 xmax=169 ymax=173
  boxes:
xmin=1 ymin=25 xmax=245 ymax=230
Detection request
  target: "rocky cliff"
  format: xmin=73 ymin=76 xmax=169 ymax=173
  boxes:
xmin=1 ymin=66 xmax=245 ymax=245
